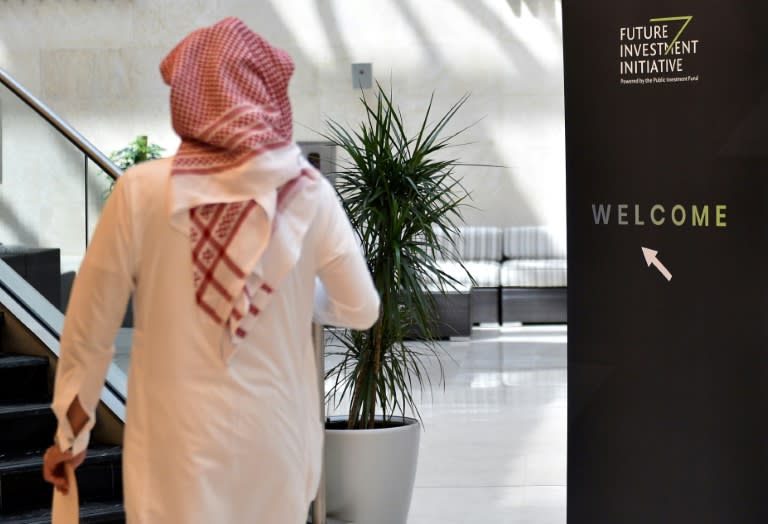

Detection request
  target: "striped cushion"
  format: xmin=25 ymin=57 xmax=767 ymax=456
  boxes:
xmin=500 ymin=259 xmax=567 ymax=287
xmin=503 ymin=226 xmax=566 ymax=259
xmin=427 ymin=261 xmax=472 ymax=292
xmin=431 ymin=227 xmax=462 ymax=260
xmin=464 ymin=261 xmax=501 ymax=287
xmin=461 ymin=227 xmax=502 ymax=261
xmin=427 ymin=260 xmax=501 ymax=291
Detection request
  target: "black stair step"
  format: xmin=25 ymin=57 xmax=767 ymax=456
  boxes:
xmin=0 ymin=446 xmax=123 ymax=515
xmin=0 ymin=404 xmax=56 ymax=452
xmin=0 ymin=354 xmax=49 ymax=405
xmin=0 ymin=446 xmax=122 ymax=474
xmin=0 ymin=501 xmax=125 ymax=523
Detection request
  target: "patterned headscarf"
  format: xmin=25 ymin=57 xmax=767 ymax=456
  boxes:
xmin=161 ymin=17 xmax=321 ymax=350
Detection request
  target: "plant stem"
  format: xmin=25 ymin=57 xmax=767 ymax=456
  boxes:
xmin=347 ymin=339 xmax=371 ymax=429
xmin=369 ymin=319 xmax=384 ymax=429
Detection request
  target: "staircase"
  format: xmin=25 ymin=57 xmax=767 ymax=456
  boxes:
xmin=0 ymin=316 xmax=125 ymax=523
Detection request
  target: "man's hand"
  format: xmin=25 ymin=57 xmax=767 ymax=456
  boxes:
xmin=44 ymin=394 xmax=90 ymax=493
xmin=42 ymin=445 xmax=86 ymax=495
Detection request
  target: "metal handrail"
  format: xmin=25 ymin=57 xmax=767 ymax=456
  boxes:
xmin=0 ymin=67 xmax=122 ymax=180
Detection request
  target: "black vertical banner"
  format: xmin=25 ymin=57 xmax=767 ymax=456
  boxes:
xmin=564 ymin=2 xmax=768 ymax=522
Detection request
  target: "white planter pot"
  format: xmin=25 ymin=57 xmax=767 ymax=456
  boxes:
xmin=324 ymin=415 xmax=421 ymax=524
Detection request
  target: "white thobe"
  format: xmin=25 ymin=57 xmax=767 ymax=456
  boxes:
xmin=51 ymin=157 xmax=380 ymax=523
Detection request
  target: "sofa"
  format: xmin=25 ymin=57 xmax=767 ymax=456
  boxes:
xmin=427 ymin=225 xmax=567 ymax=338
xmin=499 ymin=226 xmax=568 ymax=324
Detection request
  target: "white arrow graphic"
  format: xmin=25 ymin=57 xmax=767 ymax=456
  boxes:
xmin=642 ymin=247 xmax=672 ymax=282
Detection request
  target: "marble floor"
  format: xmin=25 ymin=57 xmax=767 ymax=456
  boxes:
xmin=405 ymin=325 xmax=567 ymax=524
xmin=112 ymin=323 xmax=568 ymax=523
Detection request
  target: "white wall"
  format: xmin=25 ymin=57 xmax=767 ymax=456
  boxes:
xmin=0 ymin=0 xmax=564 ymax=257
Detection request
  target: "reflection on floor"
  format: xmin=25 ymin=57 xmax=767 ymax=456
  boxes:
xmin=113 ymin=324 xmax=567 ymax=523
xmin=407 ymin=325 xmax=567 ymax=524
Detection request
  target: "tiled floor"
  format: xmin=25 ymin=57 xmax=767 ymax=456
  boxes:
xmin=406 ymin=325 xmax=567 ymax=524
xmin=113 ymin=324 xmax=567 ymax=523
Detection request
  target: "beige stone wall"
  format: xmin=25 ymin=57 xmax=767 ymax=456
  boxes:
xmin=0 ymin=0 xmax=564 ymax=257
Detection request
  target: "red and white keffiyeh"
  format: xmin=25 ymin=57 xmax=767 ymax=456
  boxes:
xmin=160 ymin=17 xmax=321 ymax=350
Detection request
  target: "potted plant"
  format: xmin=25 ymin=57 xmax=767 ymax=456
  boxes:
xmin=321 ymin=84 xmax=473 ymax=524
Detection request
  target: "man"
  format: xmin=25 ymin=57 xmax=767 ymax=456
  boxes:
xmin=43 ymin=17 xmax=379 ymax=523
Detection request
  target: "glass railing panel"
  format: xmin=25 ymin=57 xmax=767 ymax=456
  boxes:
xmin=0 ymin=74 xmax=129 ymax=398
xmin=1 ymin=86 xmax=88 ymax=261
